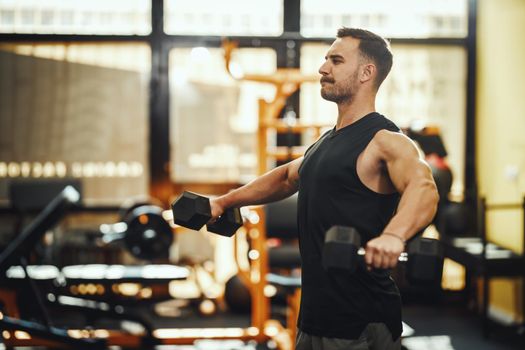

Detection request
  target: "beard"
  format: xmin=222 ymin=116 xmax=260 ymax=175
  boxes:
xmin=320 ymin=72 xmax=358 ymax=104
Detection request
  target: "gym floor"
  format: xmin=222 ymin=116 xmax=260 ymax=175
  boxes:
xmin=39 ymin=300 xmax=525 ymax=350
xmin=1 ymin=299 xmax=523 ymax=349
xmin=402 ymin=304 xmax=524 ymax=350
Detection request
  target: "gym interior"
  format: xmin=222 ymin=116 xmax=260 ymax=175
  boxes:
xmin=0 ymin=0 xmax=524 ymax=349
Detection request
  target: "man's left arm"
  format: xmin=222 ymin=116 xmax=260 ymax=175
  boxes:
xmin=365 ymin=130 xmax=439 ymax=269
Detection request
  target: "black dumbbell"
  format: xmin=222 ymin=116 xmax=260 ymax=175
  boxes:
xmin=322 ymin=226 xmax=444 ymax=284
xmin=170 ymin=191 xmax=243 ymax=237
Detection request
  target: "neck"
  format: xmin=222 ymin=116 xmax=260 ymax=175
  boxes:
xmin=335 ymin=93 xmax=376 ymax=130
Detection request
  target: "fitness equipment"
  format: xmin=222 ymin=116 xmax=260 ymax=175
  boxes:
xmin=323 ymin=226 xmax=444 ymax=284
xmin=438 ymin=201 xmax=470 ymax=236
xmin=100 ymin=205 xmax=173 ymax=260
xmin=170 ymin=191 xmax=247 ymax=315
xmin=170 ymin=191 xmax=243 ymax=237
xmin=264 ymin=193 xmax=302 ymax=269
xmin=0 ymin=186 xmax=81 ymax=276
xmin=1 ymin=188 xmax=191 ymax=349
xmin=224 ymin=274 xmax=252 ymax=314
xmin=71 ymin=205 xmax=290 ymax=349
xmin=0 ymin=186 xmax=106 ymax=349
xmin=8 ymin=178 xmax=83 ymax=213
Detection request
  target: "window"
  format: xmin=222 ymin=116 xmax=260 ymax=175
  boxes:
xmin=301 ymin=0 xmax=468 ymax=38
xmin=169 ymin=47 xmax=276 ymax=183
xmin=0 ymin=0 xmax=151 ymax=35
xmin=164 ymin=0 xmax=283 ymax=36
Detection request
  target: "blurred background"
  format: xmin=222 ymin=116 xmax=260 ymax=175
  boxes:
xmin=0 ymin=1 xmax=524 ymax=349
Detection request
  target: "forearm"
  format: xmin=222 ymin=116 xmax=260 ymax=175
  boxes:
xmin=216 ymin=164 xmax=298 ymax=209
xmin=382 ymin=178 xmax=439 ymax=241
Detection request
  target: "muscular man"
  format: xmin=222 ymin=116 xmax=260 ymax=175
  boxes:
xmin=211 ymin=27 xmax=439 ymax=350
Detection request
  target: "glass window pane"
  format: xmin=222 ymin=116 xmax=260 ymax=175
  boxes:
xmin=0 ymin=43 xmax=150 ymax=203
xmin=301 ymin=0 xmax=468 ymax=38
xmin=164 ymin=0 xmax=283 ymax=36
xmin=170 ymin=47 xmax=276 ymax=183
xmin=300 ymin=43 xmax=467 ymax=195
xmin=0 ymin=0 xmax=151 ymax=35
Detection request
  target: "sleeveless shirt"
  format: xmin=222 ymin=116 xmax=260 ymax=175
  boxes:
xmin=297 ymin=112 xmax=402 ymax=340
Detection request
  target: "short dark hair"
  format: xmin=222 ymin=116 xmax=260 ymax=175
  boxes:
xmin=336 ymin=27 xmax=393 ymax=89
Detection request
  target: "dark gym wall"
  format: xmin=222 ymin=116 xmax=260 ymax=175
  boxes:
xmin=0 ymin=48 xmax=149 ymax=203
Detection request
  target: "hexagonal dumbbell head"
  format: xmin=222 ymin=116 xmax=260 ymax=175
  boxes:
xmin=406 ymin=237 xmax=444 ymax=285
xmin=171 ymin=191 xmax=212 ymax=230
xmin=323 ymin=226 xmax=361 ymax=272
xmin=206 ymin=207 xmax=243 ymax=237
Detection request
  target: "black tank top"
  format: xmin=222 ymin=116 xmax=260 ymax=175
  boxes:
xmin=297 ymin=112 xmax=402 ymax=340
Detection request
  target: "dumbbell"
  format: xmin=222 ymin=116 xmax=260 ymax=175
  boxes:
xmin=100 ymin=205 xmax=173 ymax=260
xmin=170 ymin=191 xmax=243 ymax=237
xmin=322 ymin=226 xmax=444 ymax=284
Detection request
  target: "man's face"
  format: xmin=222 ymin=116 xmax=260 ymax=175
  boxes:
xmin=318 ymin=37 xmax=362 ymax=103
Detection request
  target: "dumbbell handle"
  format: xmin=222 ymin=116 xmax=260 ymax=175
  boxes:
xmin=357 ymin=248 xmax=408 ymax=262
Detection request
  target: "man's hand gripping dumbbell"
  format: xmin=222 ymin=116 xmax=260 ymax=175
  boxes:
xmin=323 ymin=226 xmax=443 ymax=284
xmin=171 ymin=191 xmax=243 ymax=237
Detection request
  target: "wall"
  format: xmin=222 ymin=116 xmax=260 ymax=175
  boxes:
xmin=477 ymin=0 xmax=525 ymax=322
xmin=0 ymin=46 xmax=150 ymax=204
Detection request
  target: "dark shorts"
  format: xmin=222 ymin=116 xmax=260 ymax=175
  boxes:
xmin=295 ymin=323 xmax=401 ymax=350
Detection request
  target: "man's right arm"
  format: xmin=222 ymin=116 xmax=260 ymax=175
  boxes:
xmin=210 ymin=156 xmax=303 ymax=218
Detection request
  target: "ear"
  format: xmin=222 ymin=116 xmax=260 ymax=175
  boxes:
xmin=360 ymin=63 xmax=376 ymax=84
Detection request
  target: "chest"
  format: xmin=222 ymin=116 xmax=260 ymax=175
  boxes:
xmin=300 ymin=132 xmax=370 ymax=185
xmin=300 ymin=131 xmax=393 ymax=194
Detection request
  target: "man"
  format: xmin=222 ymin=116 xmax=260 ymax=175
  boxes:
xmin=211 ymin=27 xmax=439 ymax=350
